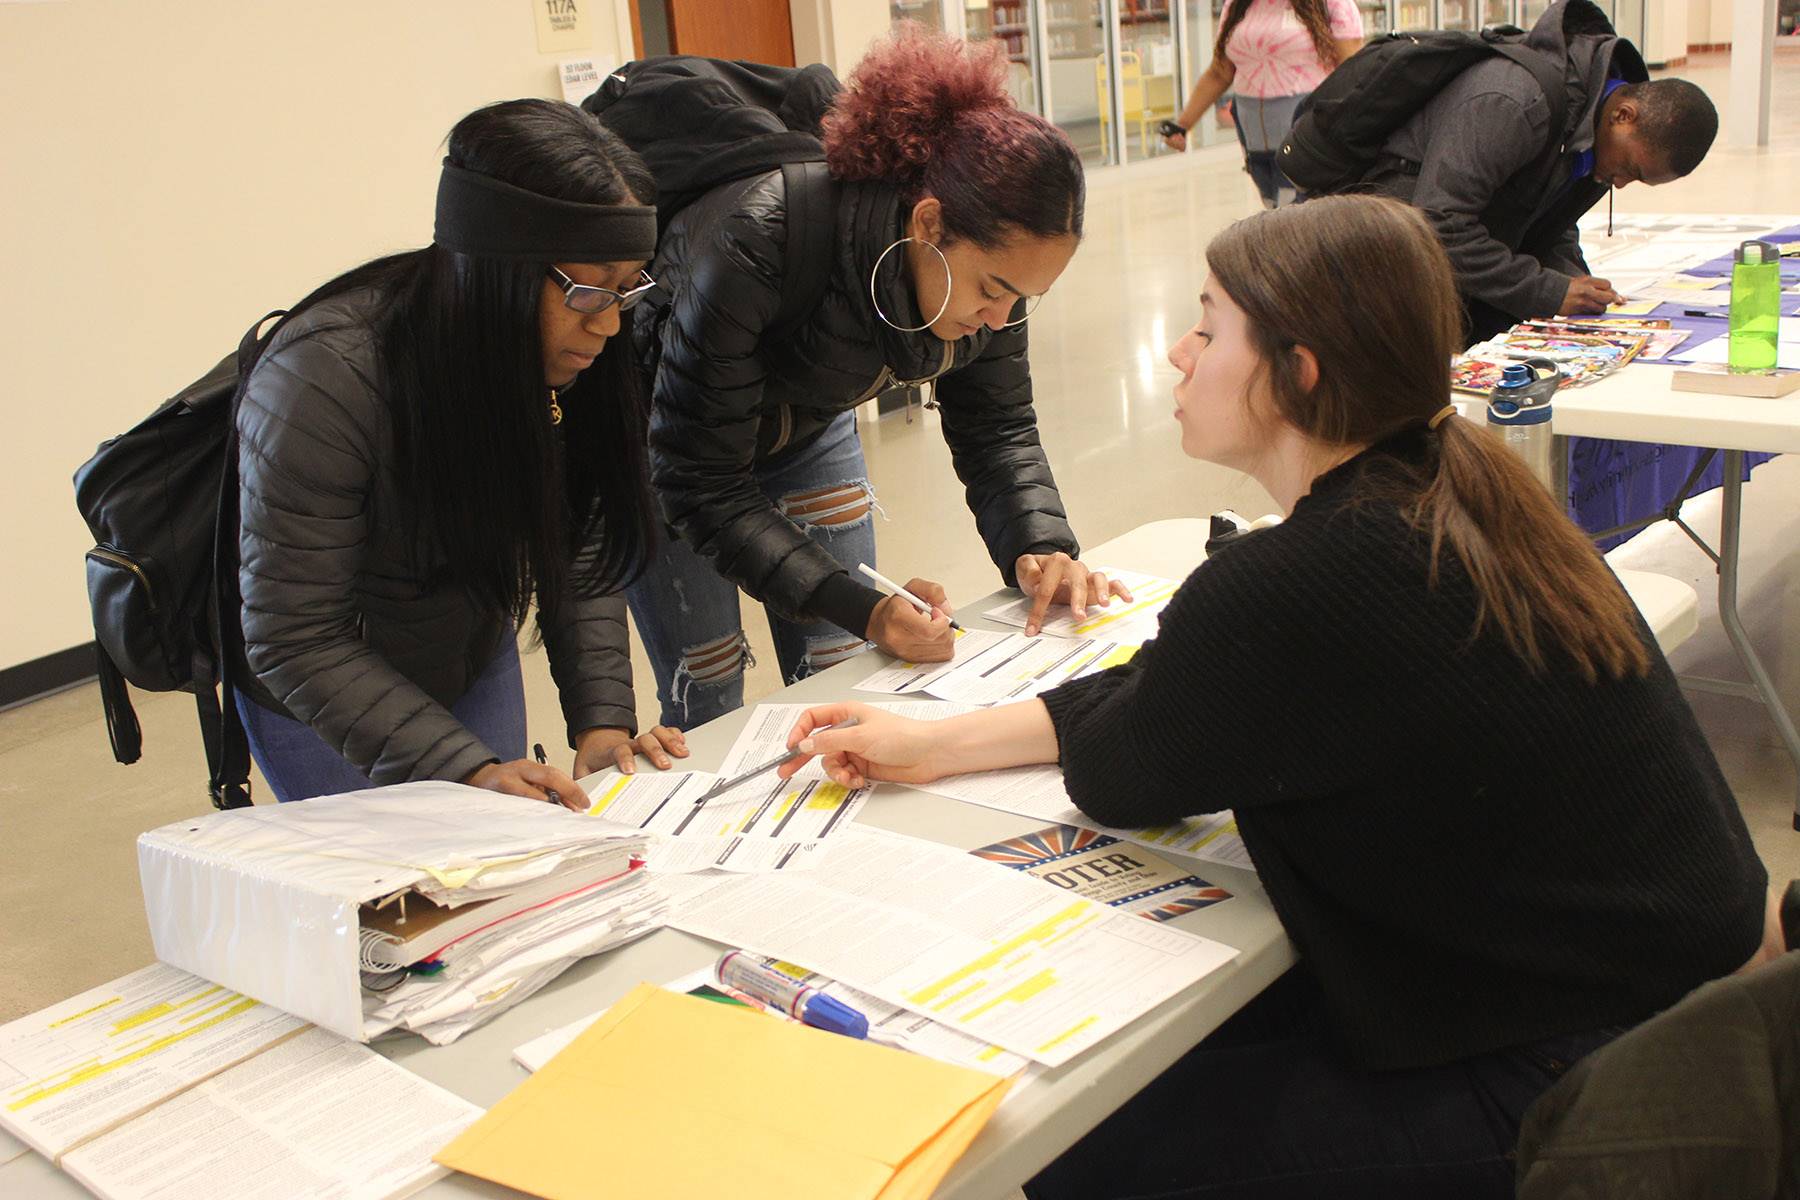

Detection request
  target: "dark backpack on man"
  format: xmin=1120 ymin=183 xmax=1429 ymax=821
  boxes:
xmin=1277 ymin=26 xmax=1569 ymax=196
xmin=72 ymin=314 xmax=282 ymax=810
xmin=581 ymin=55 xmax=843 ymax=339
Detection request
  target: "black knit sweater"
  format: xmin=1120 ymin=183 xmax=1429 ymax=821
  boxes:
xmin=1041 ymin=430 xmax=1768 ymax=1070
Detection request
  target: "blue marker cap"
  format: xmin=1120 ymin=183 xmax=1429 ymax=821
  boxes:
xmin=800 ymin=993 xmax=870 ymax=1039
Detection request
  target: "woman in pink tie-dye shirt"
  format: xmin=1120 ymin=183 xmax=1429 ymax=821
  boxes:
xmin=1163 ymin=0 xmax=1364 ymax=207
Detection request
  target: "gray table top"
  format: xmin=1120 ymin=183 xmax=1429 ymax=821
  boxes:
xmin=5 ymin=521 xmax=1292 ymax=1200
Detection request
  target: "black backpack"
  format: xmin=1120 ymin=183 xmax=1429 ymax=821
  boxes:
xmin=1277 ymin=26 xmax=1569 ymax=196
xmin=581 ymin=55 xmax=843 ymax=339
xmin=72 ymin=314 xmax=282 ymax=810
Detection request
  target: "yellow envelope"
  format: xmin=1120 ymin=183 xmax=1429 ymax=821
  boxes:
xmin=435 ymin=982 xmax=1011 ymax=1200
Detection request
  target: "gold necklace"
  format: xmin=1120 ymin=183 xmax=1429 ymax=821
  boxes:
xmin=547 ymin=387 xmax=563 ymax=426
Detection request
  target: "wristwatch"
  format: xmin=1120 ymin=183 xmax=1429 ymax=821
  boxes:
xmin=1158 ymin=119 xmax=1188 ymax=139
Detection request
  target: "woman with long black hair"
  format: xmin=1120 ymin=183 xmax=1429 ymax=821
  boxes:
xmin=232 ymin=99 xmax=685 ymax=804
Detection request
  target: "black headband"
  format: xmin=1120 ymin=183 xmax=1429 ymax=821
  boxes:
xmin=432 ymin=161 xmax=657 ymax=262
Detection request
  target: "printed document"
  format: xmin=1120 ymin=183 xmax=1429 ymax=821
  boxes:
xmin=920 ymin=764 xmax=1254 ymax=871
xmin=0 ymin=963 xmax=306 ymax=1160
xmin=920 ymin=632 xmax=1137 ymax=706
xmin=982 ymin=568 xmax=1179 ymax=640
xmin=668 ymin=827 xmax=1239 ymax=1066
xmin=61 ymin=1027 xmax=481 ymax=1200
xmin=718 ymin=700 xmax=970 ymax=781
xmin=580 ymin=768 xmax=866 ymax=872
xmin=853 ymin=627 xmax=1012 ymax=694
xmin=514 ymin=964 xmax=1030 ymax=1083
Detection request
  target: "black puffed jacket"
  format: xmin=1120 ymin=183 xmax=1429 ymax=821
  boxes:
xmin=633 ymin=169 xmax=1080 ymax=635
xmin=233 ymin=289 xmax=636 ymax=786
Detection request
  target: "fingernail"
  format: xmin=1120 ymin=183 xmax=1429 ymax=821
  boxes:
xmin=622 ymin=762 xmax=635 ymax=774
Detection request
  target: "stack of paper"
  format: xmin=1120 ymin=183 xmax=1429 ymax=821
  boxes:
xmin=138 ymin=782 xmax=665 ymax=1044
xmin=0 ymin=964 xmax=481 ymax=1200
xmin=438 ymin=983 xmax=1010 ymax=1200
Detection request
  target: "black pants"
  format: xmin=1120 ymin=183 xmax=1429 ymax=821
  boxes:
xmin=1025 ymin=969 xmax=1623 ymax=1200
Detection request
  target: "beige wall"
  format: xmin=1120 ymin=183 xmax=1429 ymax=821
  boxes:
xmin=791 ymin=0 xmax=892 ymax=74
xmin=0 ymin=0 xmax=634 ymax=671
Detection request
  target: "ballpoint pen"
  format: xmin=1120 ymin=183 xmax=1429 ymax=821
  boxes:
xmin=689 ymin=718 xmax=860 ymax=805
xmin=857 ymin=562 xmax=965 ymax=632
xmin=532 ymin=742 xmax=560 ymax=807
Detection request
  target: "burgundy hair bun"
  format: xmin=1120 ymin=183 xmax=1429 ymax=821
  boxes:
xmin=822 ymin=24 xmax=1014 ymax=183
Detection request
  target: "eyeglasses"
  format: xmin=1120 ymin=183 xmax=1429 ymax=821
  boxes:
xmin=547 ymin=266 xmax=657 ymax=315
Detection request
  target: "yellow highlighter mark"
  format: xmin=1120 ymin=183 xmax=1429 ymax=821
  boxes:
xmin=8 ymin=996 xmax=262 ymax=1112
xmin=587 ymin=775 xmax=633 ymax=816
xmin=929 ymin=980 xmax=989 ymax=1013
xmin=49 ymin=997 xmax=122 ymax=1028
xmin=963 ymin=970 xmax=1058 ymax=1021
xmin=906 ymin=902 xmax=1092 ymax=1005
xmin=108 ymin=1002 xmax=176 ymax=1034
xmin=1037 ymin=1016 xmax=1099 ymax=1054
xmin=977 ymin=1045 xmax=1006 ymax=1063
xmin=806 ymin=782 xmax=849 ymax=810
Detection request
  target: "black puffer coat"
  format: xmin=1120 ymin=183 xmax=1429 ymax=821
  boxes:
xmin=634 ymin=169 xmax=1080 ymax=636
xmin=234 ymin=289 xmax=636 ymax=786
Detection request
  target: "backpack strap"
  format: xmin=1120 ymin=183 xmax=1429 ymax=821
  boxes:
xmin=769 ymin=161 xmax=837 ymax=344
xmin=94 ymin=644 xmax=143 ymax=765
xmin=205 ymin=309 xmax=285 ymax=810
xmin=1487 ymin=41 xmax=1571 ymax=161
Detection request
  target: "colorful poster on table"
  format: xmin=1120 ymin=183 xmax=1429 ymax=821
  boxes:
xmin=971 ymin=824 xmax=1231 ymax=922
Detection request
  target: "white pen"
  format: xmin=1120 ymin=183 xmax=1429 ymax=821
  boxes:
xmin=857 ymin=563 xmax=965 ymax=632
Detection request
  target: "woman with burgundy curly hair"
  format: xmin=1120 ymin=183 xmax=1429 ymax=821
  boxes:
xmin=1163 ymin=0 xmax=1364 ymax=207
xmin=623 ymin=26 xmax=1130 ymax=730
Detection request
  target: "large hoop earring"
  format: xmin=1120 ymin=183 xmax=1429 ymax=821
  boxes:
xmin=870 ymin=237 xmax=952 ymax=333
xmin=1001 ymin=294 xmax=1043 ymax=328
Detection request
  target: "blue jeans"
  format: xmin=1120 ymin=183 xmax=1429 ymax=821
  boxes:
xmin=1025 ymin=968 xmax=1624 ymax=1200
xmin=626 ymin=412 xmax=878 ymax=730
xmin=1231 ymin=94 xmax=1305 ymax=209
xmin=235 ymin=639 xmax=527 ymax=803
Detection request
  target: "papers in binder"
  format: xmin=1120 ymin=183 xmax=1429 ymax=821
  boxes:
xmin=439 ymin=982 xmax=1009 ymax=1200
xmin=137 ymin=782 xmax=663 ymax=1043
xmin=668 ymin=827 xmax=1239 ymax=1067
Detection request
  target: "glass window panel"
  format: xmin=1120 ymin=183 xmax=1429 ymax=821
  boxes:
xmin=1117 ymin=1 xmax=1181 ymax=159
xmin=965 ymin=0 xmax=1040 ymax=112
xmin=1395 ymin=0 xmax=1433 ymax=29
xmin=1046 ymin=0 xmax=1111 ymax=164
xmin=1357 ymin=0 xmax=1392 ymax=35
xmin=890 ymin=1 xmax=947 ymax=28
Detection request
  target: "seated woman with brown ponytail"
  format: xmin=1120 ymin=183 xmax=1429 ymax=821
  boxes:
xmin=776 ymin=194 xmax=1775 ymax=1198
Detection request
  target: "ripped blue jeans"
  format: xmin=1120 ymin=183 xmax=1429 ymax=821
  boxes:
xmin=625 ymin=412 xmax=878 ymax=730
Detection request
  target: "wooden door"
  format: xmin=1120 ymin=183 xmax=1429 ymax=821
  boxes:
xmin=663 ymin=0 xmax=795 ymax=66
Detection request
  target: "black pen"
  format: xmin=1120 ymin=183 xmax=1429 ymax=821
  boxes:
xmin=532 ymin=741 xmax=560 ymax=806
xmin=1681 ymin=309 xmax=1727 ymax=319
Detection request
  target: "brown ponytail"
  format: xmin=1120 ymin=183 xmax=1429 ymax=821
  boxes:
xmin=1204 ymin=196 xmax=1651 ymax=683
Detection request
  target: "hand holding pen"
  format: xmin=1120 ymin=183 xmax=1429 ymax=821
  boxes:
xmin=859 ymin=564 xmax=957 ymax=664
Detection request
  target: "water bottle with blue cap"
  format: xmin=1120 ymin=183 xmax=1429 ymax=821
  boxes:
xmin=1486 ymin=357 xmax=1560 ymax=493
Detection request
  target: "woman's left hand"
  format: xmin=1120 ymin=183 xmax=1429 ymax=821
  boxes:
xmin=1014 ymin=552 xmax=1136 ymax=636
xmin=573 ymin=725 xmax=690 ymax=777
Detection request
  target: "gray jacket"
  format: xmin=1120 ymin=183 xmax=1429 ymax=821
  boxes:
xmin=1367 ymin=1 xmax=1647 ymax=320
xmin=234 ymin=289 xmax=636 ymax=786
xmin=1517 ymin=951 xmax=1800 ymax=1199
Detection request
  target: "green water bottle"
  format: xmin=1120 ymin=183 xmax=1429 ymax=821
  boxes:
xmin=1729 ymin=239 xmax=1780 ymax=375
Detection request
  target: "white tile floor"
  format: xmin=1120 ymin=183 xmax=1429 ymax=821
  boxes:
xmin=4 ymin=51 xmax=1799 ymax=1023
